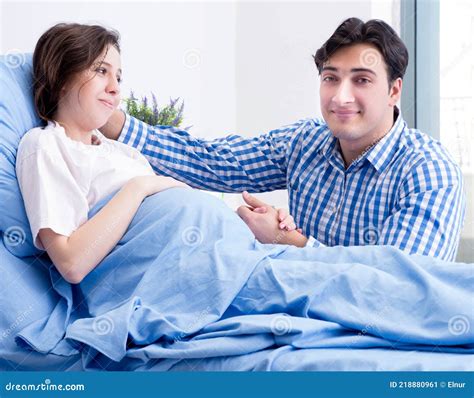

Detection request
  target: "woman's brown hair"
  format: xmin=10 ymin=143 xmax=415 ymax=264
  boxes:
xmin=33 ymin=23 xmax=120 ymax=122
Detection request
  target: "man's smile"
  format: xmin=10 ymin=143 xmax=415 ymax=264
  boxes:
xmin=331 ymin=109 xmax=361 ymax=121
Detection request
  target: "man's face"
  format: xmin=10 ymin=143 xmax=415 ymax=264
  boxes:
xmin=319 ymin=43 xmax=401 ymax=148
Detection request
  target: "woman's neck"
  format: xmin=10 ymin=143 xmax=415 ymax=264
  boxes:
xmin=53 ymin=113 xmax=94 ymax=145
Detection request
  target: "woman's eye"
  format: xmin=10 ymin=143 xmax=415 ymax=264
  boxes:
xmin=96 ymin=67 xmax=106 ymax=74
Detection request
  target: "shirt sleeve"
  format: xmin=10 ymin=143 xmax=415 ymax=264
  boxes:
xmin=16 ymin=148 xmax=90 ymax=250
xmin=305 ymin=235 xmax=326 ymax=248
xmin=378 ymin=159 xmax=466 ymax=261
xmin=117 ymin=114 xmax=301 ymax=193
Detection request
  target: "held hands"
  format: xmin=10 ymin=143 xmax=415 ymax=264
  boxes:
xmin=237 ymin=191 xmax=307 ymax=247
xmin=129 ymin=175 xmax=190 ymax=198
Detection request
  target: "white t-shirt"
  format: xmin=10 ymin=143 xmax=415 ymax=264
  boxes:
xmin=16 ymin=121 xmax=155 ymax=250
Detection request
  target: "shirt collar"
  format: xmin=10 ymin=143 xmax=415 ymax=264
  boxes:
xmin=364 ymin=107 xmax=405 ymax=173
xmin=320 ymin=129 xmax=345 ymax=172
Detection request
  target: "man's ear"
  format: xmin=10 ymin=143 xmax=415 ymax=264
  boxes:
xmin=389 ymin=78 xmax=402 ymax=106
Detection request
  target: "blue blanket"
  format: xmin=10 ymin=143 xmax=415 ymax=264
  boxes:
xmin=14 ymin=188 xmax=474 ymax=370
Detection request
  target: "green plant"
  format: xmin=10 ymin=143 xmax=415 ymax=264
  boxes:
xmin=123 ymin=91 xmax=185 ymax=127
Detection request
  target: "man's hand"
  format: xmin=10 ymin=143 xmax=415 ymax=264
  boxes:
xmin=99 ymin=109 xmax=126 ymax=140
xmin=237 ymin=191 xmax=307 ymax=247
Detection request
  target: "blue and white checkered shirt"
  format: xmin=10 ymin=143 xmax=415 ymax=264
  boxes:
xmin=118 ymin=110 xmax=465 ymax=261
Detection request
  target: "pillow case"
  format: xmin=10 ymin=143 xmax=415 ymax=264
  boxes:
xmin=0 ymin=53 xmax=43 ymax=257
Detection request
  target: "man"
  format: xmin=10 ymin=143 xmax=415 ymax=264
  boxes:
xmin=100 ymin=17 xmax=465 ymax=261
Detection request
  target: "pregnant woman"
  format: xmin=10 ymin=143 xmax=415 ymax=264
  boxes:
xmin=16 ymin=23 xmax=298 ymax=284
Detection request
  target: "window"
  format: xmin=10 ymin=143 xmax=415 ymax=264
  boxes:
xmin=440 ymin=0 xmax=473 ymax=171
xmin=402 ymin=0 xmax=473 ymax=262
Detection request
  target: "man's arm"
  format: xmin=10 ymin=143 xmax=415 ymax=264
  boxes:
xmin=100 ymin=109 xmax=125 ymax=140
xmin=100 ymin=110 xmax=303 ymax=193
xmin=377 ymin=159 xmax=465 ymax=261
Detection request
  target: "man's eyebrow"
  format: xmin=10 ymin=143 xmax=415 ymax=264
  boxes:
xmin=350 ymin=67 xmax=377 ymax=76
xmin=321 ymin=66 xmax=377 ymax=76
xmin=321 ymin=66 xmax=337 ymax=72
xmin=100 ymin=61 xmax=122 ymax=74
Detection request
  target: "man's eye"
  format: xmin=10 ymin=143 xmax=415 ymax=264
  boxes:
xmin=322 ymin=76 xmax=335 ymax=82
xmin=356 ymin=78 xmax=370 ymax=84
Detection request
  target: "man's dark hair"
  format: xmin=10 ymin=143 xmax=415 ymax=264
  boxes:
xmin=314 ymin=18 xmax=409 ymax=85
xmin=33 ymin=23 xmax=120 ymax=122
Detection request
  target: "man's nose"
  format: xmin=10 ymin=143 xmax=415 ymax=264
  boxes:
xmin=332 ymin=80 xmax=354 ymax=105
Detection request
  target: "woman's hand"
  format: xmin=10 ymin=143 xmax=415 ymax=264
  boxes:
xmin=129 ymin=175 xmax=190 ymax=198
xmin=237 ymin=192 xmax=307 ymax=247
xmin=238 ymin=206 xmax=308 ymax=246
xmin=240 ymin=191 xmax=298 ymax=231
xmin=252 ymin=206 xmax=299 ymax=232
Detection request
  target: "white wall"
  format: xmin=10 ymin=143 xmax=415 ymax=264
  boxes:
xmin=0 ymin=1 xmax=237 ymax=138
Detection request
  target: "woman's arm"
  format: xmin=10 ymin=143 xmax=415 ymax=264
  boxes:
xmin=39 ymin=175 xmax=188 ymax=284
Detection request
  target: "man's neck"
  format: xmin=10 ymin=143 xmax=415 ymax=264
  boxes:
xmin=340 ymin=138 xmax=380 ymax=168
xmin=339 ymin=108 xmax=398 ymax=168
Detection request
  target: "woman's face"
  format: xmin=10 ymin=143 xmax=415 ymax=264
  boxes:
xmin=59 ymin=45 xmax=122 ymax=131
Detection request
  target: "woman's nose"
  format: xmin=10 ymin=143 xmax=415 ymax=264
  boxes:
xmin=107 ymin=77 xmax=120 ymax=95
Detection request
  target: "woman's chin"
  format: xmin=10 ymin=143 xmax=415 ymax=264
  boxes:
xmin=92 ymin=114 xmax=114 ymax=130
